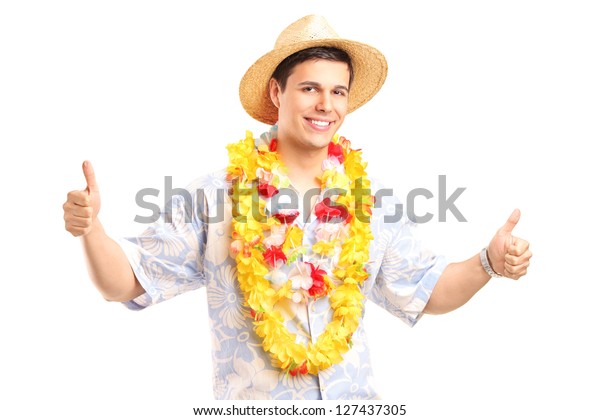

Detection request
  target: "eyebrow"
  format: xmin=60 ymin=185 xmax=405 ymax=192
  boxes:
xmin=298 ymin=81 xmax=349 ymax=93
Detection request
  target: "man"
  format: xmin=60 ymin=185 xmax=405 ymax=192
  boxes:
xmin=63 ymin=15 xmax=532 ymax=399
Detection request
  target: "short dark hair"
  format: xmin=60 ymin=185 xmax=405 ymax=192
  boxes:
xmin=270 ymin=46 xmax=354 ymax=92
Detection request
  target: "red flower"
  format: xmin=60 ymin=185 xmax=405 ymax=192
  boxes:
xmin=308 ymin=263 xmax=330 ymax=297
xmin=328 ymin=142 xmax=345 ymax=163
xmin=314 ymin=197 xmax=349 ymax=222
xmin=273 ymin=210 xmax=300 ymax=224
xmin=263 ymin=245 xmax=287 ymax=267
xmin=269 ymin=138 xmax=278 ymax=152
xmin=289 ymin=361 xmax=308 ymax=376
xmin=257 ymin=183 xmax=279 ymax=198
xmin=250 ymin=308 xmax=264 ymax=321
xmin=299 ymin=361 xmax=308 ymax=374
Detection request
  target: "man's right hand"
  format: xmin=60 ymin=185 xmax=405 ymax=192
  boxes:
xmin=64 ymin=161 xmax=102 ymax=237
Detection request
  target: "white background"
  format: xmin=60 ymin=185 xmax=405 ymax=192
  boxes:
xmin=1 ymin=1 xmax=598 ymax=419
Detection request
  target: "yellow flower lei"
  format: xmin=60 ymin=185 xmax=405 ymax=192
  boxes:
xmin=227 ymin=131 xmax=374 ymax=375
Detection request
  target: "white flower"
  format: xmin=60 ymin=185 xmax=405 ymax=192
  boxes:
xmin=207 ymin=265 xmax=245 ymax=329
xmin=292 ymin=292 xmax=304 ymax=303
xmin=226 ymin=356 xmax=279 ymax=399
xmin=139 ymin=224 xmax=186 ymax=257
xmin=264 ymin=268 xmax=287 ymax=286
xmin=289 ymin=262 xmax=313 ymax=291
xmin=322 ymin=156 xmax=344 ymax=171
xmin=314 ymin=221 xmax=349 ymax=242
xmin=256 ymin=167 xmax=273 ymax=184
xmin=263 ymin=225 xmax=286 ymax=248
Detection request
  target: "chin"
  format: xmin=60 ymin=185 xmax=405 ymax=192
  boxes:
xmin=310 ymin=129 xmax=336 ymax=143
xmin=308 ymin=137 xmax=333 ymax=150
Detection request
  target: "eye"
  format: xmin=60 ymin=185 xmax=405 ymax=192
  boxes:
xmin=333 ymin=89 xmax=347 ymax=96
xmin=303 ymin=86 xmax=317 ymax=93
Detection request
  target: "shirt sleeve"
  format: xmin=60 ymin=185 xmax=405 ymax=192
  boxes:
xmin=367 ymin=203 xmax=448 ymax=327
xmin=118 ymin=191 xmax=208 ymax=310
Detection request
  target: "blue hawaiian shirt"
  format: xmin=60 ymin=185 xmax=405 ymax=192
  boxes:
xmin=118 ymin=126 xmax=447 ymax=400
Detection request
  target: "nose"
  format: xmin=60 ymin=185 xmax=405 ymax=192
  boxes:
xmin=316 ymin=92 xmax=333 ymax=113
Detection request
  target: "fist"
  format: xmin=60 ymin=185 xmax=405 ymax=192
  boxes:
xmin=488 ymin=209 xmax=532 ymax=280
xmin=63 ymin=161 xmax=101 ymax=237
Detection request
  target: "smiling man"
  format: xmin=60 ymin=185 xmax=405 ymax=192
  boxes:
xmin=64 ymin=15 xmax=532 ymax=399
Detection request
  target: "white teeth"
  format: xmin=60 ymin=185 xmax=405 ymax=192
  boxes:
xmin=311 ymin=120 xmax=330 ymax=127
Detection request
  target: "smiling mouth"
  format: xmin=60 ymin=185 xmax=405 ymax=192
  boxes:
xmin=307 ymin=119 xmax=332 ymax=127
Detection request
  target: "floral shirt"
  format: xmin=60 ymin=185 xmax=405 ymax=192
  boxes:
xmin=118 ymin=126 xmax=448 ymax=399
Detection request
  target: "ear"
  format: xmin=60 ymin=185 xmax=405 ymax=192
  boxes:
xmin=268 ymin=78 xmax=281 ymax=109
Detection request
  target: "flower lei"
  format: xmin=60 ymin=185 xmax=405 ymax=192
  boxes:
xmin=227 ymin=131 xmax=374 ymax=376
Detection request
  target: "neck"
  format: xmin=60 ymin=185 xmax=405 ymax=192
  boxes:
xmin=277 ymin=140 xmax=328 ymax=194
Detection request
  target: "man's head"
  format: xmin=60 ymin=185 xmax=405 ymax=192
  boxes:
xmin=268 ymin=49 xmax=352 ymax=152
xmin=239 ymin=15 xmax=387 ymax=126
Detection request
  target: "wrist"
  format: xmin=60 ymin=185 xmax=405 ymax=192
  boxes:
xmin=480 ymin=247 xmax=502 ymax=278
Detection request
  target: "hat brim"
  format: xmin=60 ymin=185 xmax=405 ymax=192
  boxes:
xmin=239 ymin=39 xmax=388 ymax=125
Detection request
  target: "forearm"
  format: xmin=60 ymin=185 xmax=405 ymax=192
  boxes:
xmin=80 ymin=219 xmax=144 ymax=302
xmin=424 ymin=254 xmax=491 ymax=315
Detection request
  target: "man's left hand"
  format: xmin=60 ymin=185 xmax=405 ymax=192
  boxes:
xmin=488 ymin=209 xmax=532 ymax=280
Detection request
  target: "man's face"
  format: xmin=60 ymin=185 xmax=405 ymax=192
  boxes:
xmin=270 ymin=59 xmax=350 ymax=151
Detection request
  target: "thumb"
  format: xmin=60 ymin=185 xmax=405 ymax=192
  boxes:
xmin=499 ymin=208 xmax=520 ymax=235
xmin=82 ymin=160 xmax=99 ymax=194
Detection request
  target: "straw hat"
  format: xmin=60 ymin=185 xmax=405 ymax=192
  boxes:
xmin=239 ymin=15 xmax=388 ymax=125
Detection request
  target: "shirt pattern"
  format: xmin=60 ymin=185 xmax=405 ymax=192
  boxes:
xmin=118 ymin=126 xmax=448 ymax=399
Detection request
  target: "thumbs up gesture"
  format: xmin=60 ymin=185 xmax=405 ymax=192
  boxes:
xmin=63 ymin=161 xmax=102 ymax=237
xmin=487 ymin=209 xmax=532 ymax=279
